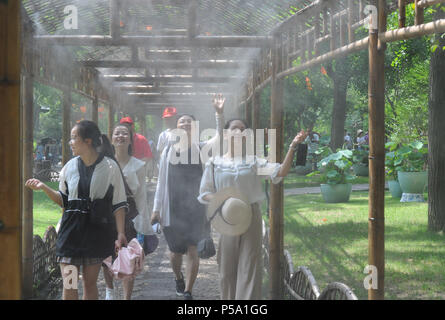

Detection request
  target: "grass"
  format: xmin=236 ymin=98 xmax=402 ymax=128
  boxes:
xmin=33 ymin=182 xmax=62 ymax=237
xmin=284 ymin=172 xmax=370 ymax=189
xmin=276 ymin=190 xmax=445 ymax=300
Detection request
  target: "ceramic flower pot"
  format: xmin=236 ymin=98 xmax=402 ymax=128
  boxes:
xmin=320 ymin=183 xmax=352 ymax=203
xmin=397 ymin=171 xmax=427 ymax=202
xmin=388 ymin=180 xmax=402 ymax=199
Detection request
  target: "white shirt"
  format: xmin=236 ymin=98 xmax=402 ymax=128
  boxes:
xmin=122 ymin=157 xmax=154 ymax=235
xmin=198 ymin=156 xmax=283 ymax=206
xmin=153 ymin=113 xmax=224 ymax=227
xmin=58 ymin=156 xmax=127 ymax=213
xmin=157 ymin=129 xmax=172 ymax=156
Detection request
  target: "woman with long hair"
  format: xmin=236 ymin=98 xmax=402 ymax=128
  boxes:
xmin=151 ymin=96 xmax=225 ymax=300
xmin=25 ymin=120 xmax=128 ymax=300
xmin=102 ymin=123 xmax=155 ymax=300
xmin=198 ymin=117 xmax=308 ymax=300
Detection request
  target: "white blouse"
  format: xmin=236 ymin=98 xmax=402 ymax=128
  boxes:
xmin=198 ymin=156 xmax=283 ymax=205
xmin=122 ymin=157 xmax=154 ymax=236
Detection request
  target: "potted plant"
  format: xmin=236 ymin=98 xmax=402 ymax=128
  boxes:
xmin=308 ymin=149 xmax=355 ymax=203
xmin=385 ymin=141 xmax=403 ymax=199
xmin=352 ymin=148 xmax=369 ymax=177
xmin=396 ymin=141 xmax=428 ymax=202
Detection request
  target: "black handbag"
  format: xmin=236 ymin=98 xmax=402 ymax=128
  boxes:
xmin=197 ymin=230 xmax=216 ymax=259
xmin=197 ymin=161 xmax=217 ymax=259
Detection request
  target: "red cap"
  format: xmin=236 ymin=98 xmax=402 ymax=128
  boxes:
xmin=162 ymin=107 xmax=177 ymax=118
xmin=120 ymin=116 xmax=134 ymax=125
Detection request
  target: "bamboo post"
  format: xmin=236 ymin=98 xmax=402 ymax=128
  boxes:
xmin=367 ymin=0 xmax=387 ymax=300
xmin=108 ymin=99 xmax=115 ymax=139
xmin=348 ymin=0 xmax=355 ymax=43
xmin=269 ymin=33 xmax=285 ymax=300
xmin=21 ymin=47 xmax=34 ymax=300
xmin=330 ymin=7 xmax=337 ymax=51
xmin=110 ymin=0 xmax=120 ymax=39
xmin=92 ymin=88 xmax=99 ymax=124
xmin=415 ymin=0 xmax=425 ymax=25
xmin=0 ymin=0 xmax=22 ymax=299
xmin=399 ymin=0 xmax=406 ymax=28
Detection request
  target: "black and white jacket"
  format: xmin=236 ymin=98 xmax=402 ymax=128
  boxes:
xmin=57 ymin=154 xmax=127 ymax=258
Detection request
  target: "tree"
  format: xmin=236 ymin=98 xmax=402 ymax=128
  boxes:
xmin=325 ymin=56 xmax=353 ymax=151
xmin=427 ymin=5 xmax=445 ymax=232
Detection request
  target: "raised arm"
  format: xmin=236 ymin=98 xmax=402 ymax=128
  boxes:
xmin=277 ymin=130 xmax=309 ymax=177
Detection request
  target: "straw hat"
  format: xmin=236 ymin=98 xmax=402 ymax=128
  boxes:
xmin=207 ymin=187 xmax=252 ymax=236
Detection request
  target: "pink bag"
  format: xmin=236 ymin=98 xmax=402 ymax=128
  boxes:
xmin=103 ymin=238 xmax=145 ymax=280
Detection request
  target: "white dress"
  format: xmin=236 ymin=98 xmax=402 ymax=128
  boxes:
xmin=122 ymin=156 xmax=154 ymax=236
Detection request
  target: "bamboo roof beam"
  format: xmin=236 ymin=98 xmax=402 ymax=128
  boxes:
xmin=103 ymin=75 xmax=242 ymax=83
xmin=379 ymin=18 xmax=445 ymax=42
xmin=79 ymin=60 xmax=248 ymax=69
xmin=117 ymin=85 xmax=232 ymax=94
xmin=33 ymin=35 xmax=273 ymax=48
xmin=417 ymin=0 xmax=445 ymax=8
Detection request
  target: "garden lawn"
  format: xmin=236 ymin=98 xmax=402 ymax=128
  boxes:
xmin=33 ymin=182 xmax=62 ymax=237
xmin=280 ymin=191 xmax=445 ymax=300
xmin=284 ymin=172 xmax=369 ymax=189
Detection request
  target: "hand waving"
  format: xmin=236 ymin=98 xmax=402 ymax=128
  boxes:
xmin=212 ymin=93 xmax=225 ymax=114
xmin=291 ymin=130 xmax=309 ymax=148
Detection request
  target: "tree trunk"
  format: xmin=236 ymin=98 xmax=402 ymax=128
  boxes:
xmin=329 ymin=57 xmax=350 ymax=151
xmin=428 ymin=6 xmax=445 ymax=232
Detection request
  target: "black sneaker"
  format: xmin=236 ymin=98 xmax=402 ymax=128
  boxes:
xmin=175 ymin=273 xmax=185 ymax=296
xmin=184 ymin=291 xmax=193 ymax=300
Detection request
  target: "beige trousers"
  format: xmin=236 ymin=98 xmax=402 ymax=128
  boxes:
xmin=217 ymin=203 xmax=263 ymax=300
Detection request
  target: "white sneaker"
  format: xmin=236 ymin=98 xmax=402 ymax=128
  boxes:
xmin=105 ymin=287 xmax=115 ymax=300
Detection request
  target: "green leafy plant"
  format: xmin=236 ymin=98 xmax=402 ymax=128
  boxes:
xmin=352 ymin=148 xmax=369 ymax=166
xmin=308 ymin=149 xmax=355 ymax=184
xmin=385 ymin=141 xmax=428 ymax=177
xmin=385 ymin=141 xmax=401 ymax=181
xmin=397 ymin=141 xmax=428 ymax=172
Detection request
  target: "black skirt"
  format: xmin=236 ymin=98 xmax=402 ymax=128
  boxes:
xmin=167 ymin=150 xmax=206 ymax=239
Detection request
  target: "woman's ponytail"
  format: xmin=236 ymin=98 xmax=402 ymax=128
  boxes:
xmin=99 ymin=134 xmax=115 ymax=159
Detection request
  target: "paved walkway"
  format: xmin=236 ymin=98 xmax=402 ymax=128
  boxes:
xmin=284 ymin=183 xmax=378 ymax=196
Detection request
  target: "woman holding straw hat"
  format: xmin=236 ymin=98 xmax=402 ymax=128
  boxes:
xmin=198 ymin=118 xmax=308 ymax=300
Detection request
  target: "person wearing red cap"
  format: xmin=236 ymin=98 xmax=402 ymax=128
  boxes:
xmin=120 ymin=117 xmax=153 ymax=182
xmin=156 ymin=107 xmax=178 ymax=156
xmin=120 ymin=116 xmax=153 ymax=161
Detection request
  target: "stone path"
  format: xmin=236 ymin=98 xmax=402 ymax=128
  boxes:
xmin=284 ymin=183 xmax=387 ymax=196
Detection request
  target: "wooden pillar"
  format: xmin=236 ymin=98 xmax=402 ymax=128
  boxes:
xmin=21 ymin=67 xmax=34 ymax=300
xmin=108 ymin=99 xmax=115 ymax=139
xmin=398 ymin=0 xmax=406 ymax=28
xmin=367 ymin=0 xmax=387 ymax=300
xmin=269 ymin=33 xmax=285 ymax=300
xmin=92 ymin=92 xmax=99 ymax=124
xmin=62 ymin=85 xmax=72 ymax=166
xmin=415 ymin=0 xmax=424 ymax=25
xmin=0 ymin=0 xmax=22 ymax=299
